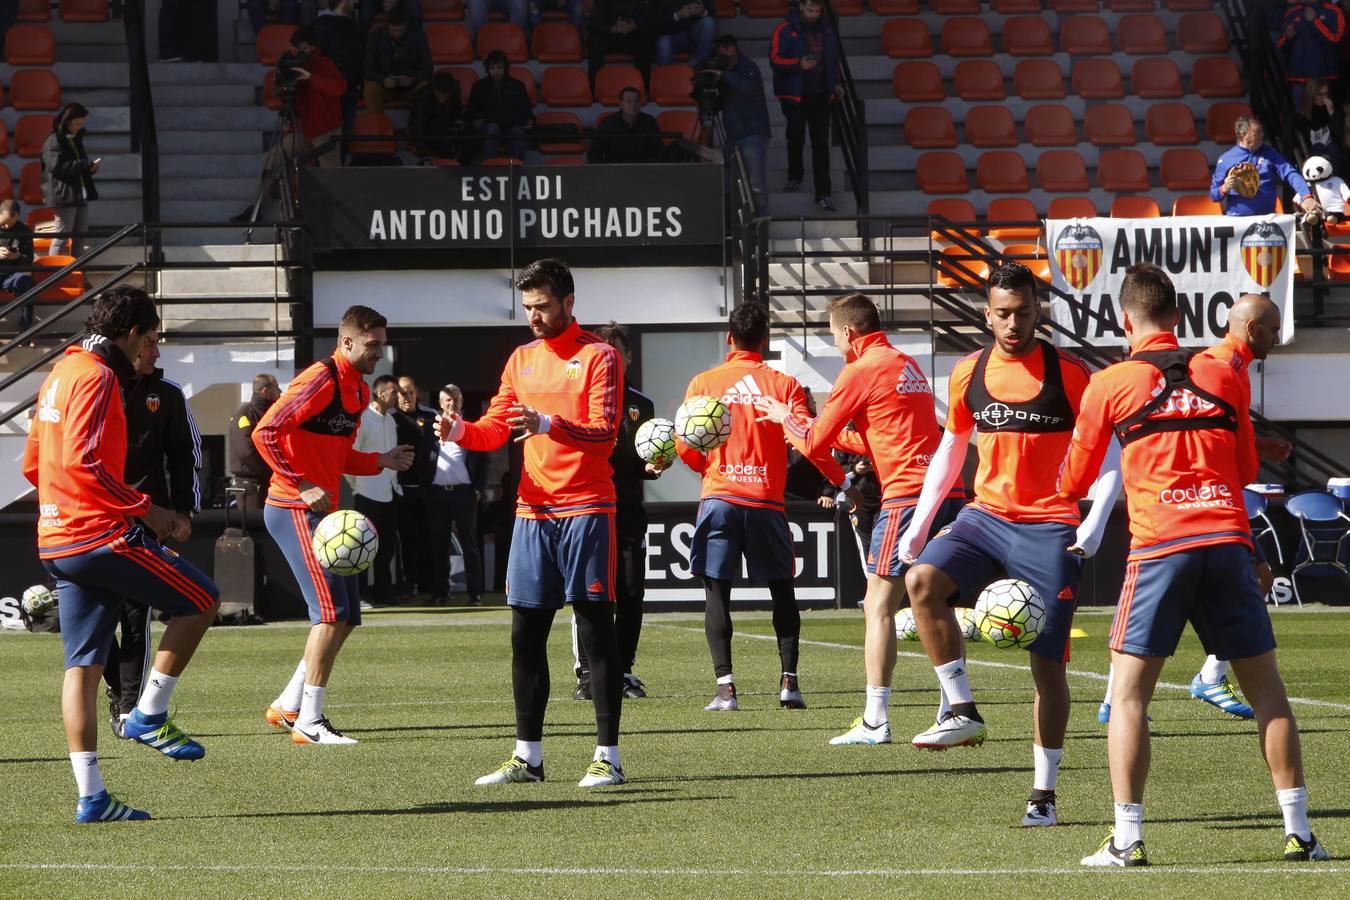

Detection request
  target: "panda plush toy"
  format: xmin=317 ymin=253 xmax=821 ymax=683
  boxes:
xmin=1302 ymin=155 xmax=1350 ymax=224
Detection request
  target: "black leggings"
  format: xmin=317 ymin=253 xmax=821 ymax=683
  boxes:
xmin=512 ymin=603 xmax=622 ymax=744
xmin=702 ymin=577 xmax=800 ymax=678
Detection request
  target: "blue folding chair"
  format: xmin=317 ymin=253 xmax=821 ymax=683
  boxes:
xmin=1284 ymin=490 xmax=1350 ymax=607
xmin=1242 ymin=488 xmax=1285 ymax=568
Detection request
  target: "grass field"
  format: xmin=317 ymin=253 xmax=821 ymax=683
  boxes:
xmin=2 ymin=604 xmax=1348 ymax=898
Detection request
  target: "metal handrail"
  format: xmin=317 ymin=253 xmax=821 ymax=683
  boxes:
xmin=823 ymin=0 xmax=868 ymax=217
xmin=0 ymin=264 xmax=141 ymax=359
xmin=0 ymin=224 xmax=141 ymax=324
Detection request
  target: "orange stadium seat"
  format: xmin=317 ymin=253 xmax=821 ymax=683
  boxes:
xmin=965 ymin=105 xmax=1019 ymax=147
xmin=905 ymin=107 xmax=957 ymax=148
xmin=535 ymin=111 xmax=583 ymax=153
xmin=532 ymin=22 xmax=582 ymax=62
xmin=1025 ymin=104 xmax=1077 ymax=146
xmin=1118 ymin=14 xmax=1167 ymax=53
xmin=544 ymin=155 xmax=586 ymax=165
xmin=0 ymin=168 xmax=11 ymax=201
xmin=1191 ymin=56 xmax=1243 ymax=97
xmin=1164 ymin=0 xmax=1215 ymax=8
xmin=1097 ymin=148 xmax=1150 ymax=191
xmin=439 ymin=66 xmax=477 ymax=99
xmin=1085 ymin=103 xmax=1136 ymax=145
xmin=1072 ymin=59 xmax=1124 ymax=98
xmin=350 ymin=112 xmax=398 ymax=156
xmin=1037 ymin=150 xmax=1090 ymax=191
xmin=426 ymin=24 xmax=473 ymax=63
xmin=18 ymin=0 xmax=51 ymax=21
xmin=1013 ymin=59 xmax=1066 ymax=99
xmin=986 ymin=197 xmax=1042 ymax=240
xmin=1060 ymin=16 xmax=1111 ymax=54
xmin=650 ymin=64 xmax=694 ymax=106
xmin=483 ymin=156 xmax=526 ymax=166
xmin=657 ymin=109 xmax=701 ymax=143
xmin=873 ymin=0 xmax=920 ymax=12
xmin=6 ymin=25 xmax=56 ymax=64
xmin=477 ymin=23 xmax=527 ymax=61
xmin=740 ymin=0 xmax=788 ymax=16
xmin=713 ymin=0 xmax=737 ymax=16
xmin=927 ymin=198 xmax=980 ymax=241
xmin=422 ymin=0 xmax=465 ymax=19
xmin=1173 ymin=194 xmax=1222 ymax=215
xmin=941 ymin=18 xmax=993 ymax=56
xmin=978 ymin=151 xmax=1031 ymax=192
xmin=1178 ymin=12 xmax=1229 ymax=52
xmin=1000 ymin=243 xmax=1052 ymax=281
xmin=59 ymin=0 xmax=108 ymax=21
xmin=541 ymin=66 xmax=593 ymax=106
xmin=1206 ymin=102 xmax=1252 ymax=143
xmin=1002 ymin=16 xmax=1054 ymax=55
xmin=20 ymin=162 xmax=43 ymax=205
xmin=932 ymin=0 xmax=981 ymax=13
xmin=1159 ymin=147 xmax=1213 ymax=189
xmin=0 ymin=122 xmax=8 ymax=156
xmin=16 ymin=115 xmax=52 ymax=157
xmin=937 ymin=245 xmax=991 ymax=287
xmin=953 ymin=60 xmax=1005 ymax=100
xmin=993 ymin=0 xmax=1042 ymax=11
xmin=1050 ymin=0 xmax=1098 ymax=9
xmin=883 ymin=19 xmax=932 ymax=58
xmin=1130 ymin=57 xmax=1183 ymax=98
xmin=595 ymin=66 xmax=645 ymax=104
xmin=511 ymin=70 xmax=537 ymax=105
xmin=916 ymin=151 xmax=970 ymax=193
xmin=1107 ymin=0 xmax=1155 ymax=10
xmin=1327 ymin=252 xmax=1350 ymax=281
xmin=1110 ymin=195 xmax=1161 ymax=217
xmin=34 ymin=255 xmax=85 ymax=301
xmin=1047 ymin=196 xmax=1097 ymax=218
xmin=831 ymin=0 xmax=865 ymax=14
xmin=255 ymin=24 xmax=295 ymax=65
xmin=894 ymin=61 xmax=944 ymax=101
xmin=1145 ymin=103 xmax=1199 ymax=144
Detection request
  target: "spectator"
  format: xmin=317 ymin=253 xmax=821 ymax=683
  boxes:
xmin=468 ymin=50 xmax=535 ymax=161
xmin=351 ymin=374 xmax=403 ymax=609
xmin=409 ymin=72 xmax=467 ymax=161
xmin=364 ymin=9 xmax=433 ymax=115
xmin=588 ymin=87 xmax=664 ymax=162
xmin=425 ymin=384 xmax=486 ymax=607
xmin=1277 ymin=0 xmax=1345 ymax=106
xmin=1211 ymin=115 xmax=1321 ymax=216
xmin=770 ymin=0 xmax=841 ymax=211
xmin=0 ymin=199 xmax=37 ymax=332
xmin=655 ymin=0 xmax=715 ymax=67
xmin=712 ymin=34 xmax=770 ymax=210
xmin=41 ymin=103 xmax=100 ymax=258
xmin=1297 ymin=76 xmax=1349 ymax=170
xmin=469 ymin=0 xmax=527 ymax=38
xmin=393 ymin=375 xmax=437 ymax=600
xmin=590 ymin=0 xmax=658 ymax=90
xmin=838 ymin=450 xmax=881 ymax=550
xmin=360 ymin=0 xmax=423 ymax=30
xmin=227 ymin=373 xmax=281 ymax=511
xmin=316 ymin=0 xmax=365 ymax=160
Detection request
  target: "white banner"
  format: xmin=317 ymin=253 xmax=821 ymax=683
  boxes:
xmin=1045 ymin=215 xmax=1296 ymax=348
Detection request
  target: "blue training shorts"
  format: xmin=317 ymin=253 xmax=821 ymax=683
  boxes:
xmin=265 ymin=503 xmax=362 ymax=626
xmin=914 ymin=504 xmax=1083 ymax=662
xmin=44 ymin=526 xmax=219 ymax=669
xmin=507 ymin=512 xmax=616 ymax=609
xmin=869 ymin=497 xmax=965 ymax=578
xmin=690 ymin=497 xmax=793 ymax=585
xmin=1111 ymin=541 xmax=1276 ymax=660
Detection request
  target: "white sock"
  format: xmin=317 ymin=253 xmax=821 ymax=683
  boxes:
xmin=135 ymin=668 xmax=178 ymax=717
xmin=1033 ymin=744 xmax=1064 ymax=792
xmin=1103 ymin=662 xmax=1115 ymax=706
xmin=934 ymin=658 xmax=973 ymax=705
xmin=274 ymin=659 xmax=307 ymax=711
xmin=1199 ymin=655 xmax=1229 ymax=684
xmin=595 ymin=744 xmax=621 ymax=768
xmin=514 ymin=739 xmax=542 ymax=767
xmin=298 ymin=684 xmax=325 ymax=728
xmin=717 ymin=673 xmax=734 ymax=686
xmin=1277 ymin=786 xmax=1312 ymax=840
xmin=1114 ymin=802 xmax=1144 ymax=846
xmin=70 ymin=751 xmax=105 ymax=799
xmin=864 ymin=685 xmax=890 ymax=726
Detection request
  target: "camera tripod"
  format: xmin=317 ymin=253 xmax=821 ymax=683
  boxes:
xmin=241 ymin=94 xmax=304 ymax=245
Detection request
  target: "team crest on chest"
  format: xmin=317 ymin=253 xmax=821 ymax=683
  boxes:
xmin=627 ymin=404 xmax=640 ymax=421
xmin=145 ymin=393 xmax=161 ymax=413
xmin=564 ymin=359 xmax=582 ymax=380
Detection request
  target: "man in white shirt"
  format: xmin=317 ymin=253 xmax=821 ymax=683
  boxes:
xmin=426 ymin=383 xmax=485 ymax=606
xmin=351 ymin=374 xmax=402 ymax=608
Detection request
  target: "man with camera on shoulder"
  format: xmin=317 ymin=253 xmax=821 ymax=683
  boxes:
xmin=701 ymin=34 xmax=770 ymax=210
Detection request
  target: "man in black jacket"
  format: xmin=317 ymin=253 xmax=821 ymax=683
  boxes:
xmin=425 ymin=384 xmax=486 ymax=606
xmin=227 ymin=373 xmax=281 ymax=509
xmin=409 ymin=72 xmax=466 ymax=161
xmin=316 ymin=0 xmax=365 ymax=161
xmin=587 ymin=87 xmax=665 ymax=163
xmin=589 ymin=0 xmax=658 ymax=90
xmin=105 ymin=335 xmax=203 ymax=738
xmin=0 ymin=199 xmax=37 ymax=330
xmin=393 ymin=375 xmax=438 ymax=600
xmin=468 ymin=50 xmax=534 ymax=161
xmin=363 ymin=8 xmax=433 ymax=115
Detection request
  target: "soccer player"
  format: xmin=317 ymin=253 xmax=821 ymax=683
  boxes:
xmin=755 ymin=293 xmax=963 ymax=742
xmin=679 ymin=303 xmax=845 ymax=711
xmin=255 ymin=305 xmax=414 ymax=745
xmin=104 ymin=329 xmax=203 ymax=739
xmin=895 ymin=263 xmax=1120 ymax=827
xmin=1061 ymin=263 xmax=1328 ymax=866
xmin=24 ymin=286 xmax=219 ymax=823
xmin=437 ymin=259 xmax=629 ymax=788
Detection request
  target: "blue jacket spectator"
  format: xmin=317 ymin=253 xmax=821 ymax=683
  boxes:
xmin=769 ymin=1 xmax=838 ymax=102
xmin=1277 ymin=0 xmax=1345 ymax=82
xmin=1210 ymin=116 xmax=1317 ymax=216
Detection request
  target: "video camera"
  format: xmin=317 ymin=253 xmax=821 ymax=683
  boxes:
xmin=275 ymin=49 xmax=309 ymax=102
xmin=693 ymin=54 xmax=729 ymax=117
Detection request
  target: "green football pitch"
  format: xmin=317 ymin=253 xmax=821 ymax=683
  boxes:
xmin=2 ymin=605 xmax=1348 ymax=898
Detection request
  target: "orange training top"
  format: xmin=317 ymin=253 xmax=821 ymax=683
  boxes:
xmin=1198 ymin=331 xmax=1254 ymax=412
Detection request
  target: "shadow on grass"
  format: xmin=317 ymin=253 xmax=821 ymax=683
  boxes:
xmin=1180 ymin=808 xmax=1350 ymax=830
xmin=644 ymin=764 xmax=1028 ymax=785
xmin=0 ymin=757 xmax=68 ymax=764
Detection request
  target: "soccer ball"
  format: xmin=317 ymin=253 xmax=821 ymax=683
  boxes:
xmin=311 ymin=509 xmax=380 ymax=576
xmin=21 ymin=584 xmax=56 ymax=615
xmin=674 ymin=395 xmax=733 ymax=452
xmin=895 ymin=607 xmax=919 ymax=641
xmin=974 ymin=579 xmax=1044 ymax=650
xmin=634 ymin=417 xmax=678 ymax=465
xmin=955 ymin=606 xmax=982 ymax=642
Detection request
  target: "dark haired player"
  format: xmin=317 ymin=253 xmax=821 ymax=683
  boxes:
xmin=255 ymin=305 xmax=413 ymax=745
xmin=24 ymin=286 xmax=219 ymax=822
xmin=1061 ymin=264 xmax=1328 ymax=866
xmin=437 ymin=259 xmax=629 ymax=787
xmin=897 ymin=263 xmax=1120 ymax=826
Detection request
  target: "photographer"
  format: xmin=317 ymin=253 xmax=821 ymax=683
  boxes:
xmin=656 ymin=0 xmax=716 ymax=67
xmin=275 ymin=28 xmax=345 ymax=167
xmin=364 ymin=8 xmax=433 ymax=115
xmin=590 ymin=0 xmax=658 ymax=91
xmin=708 ymin=34 xmax=770 ymax=209
xmin=770 ymin=0 xmax=841 ymax=211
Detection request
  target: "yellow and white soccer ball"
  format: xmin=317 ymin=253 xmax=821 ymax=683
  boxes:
xmin=634 ymin=417 xmax=678 ymax=465
xmin=674 ymin=395 xmax=733 ymax=452
xmin=955 ymin=606 xmax=982 ymax=642
xmin=312 ymin=509 xmax=380 ymax=576
xmin=21 ymin=584 xmax=56 ymax=616
xmin=974 ymin=579 xmax=1044 ymax=649
xmin=895 ymin=607 xmax=919 ymax=641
